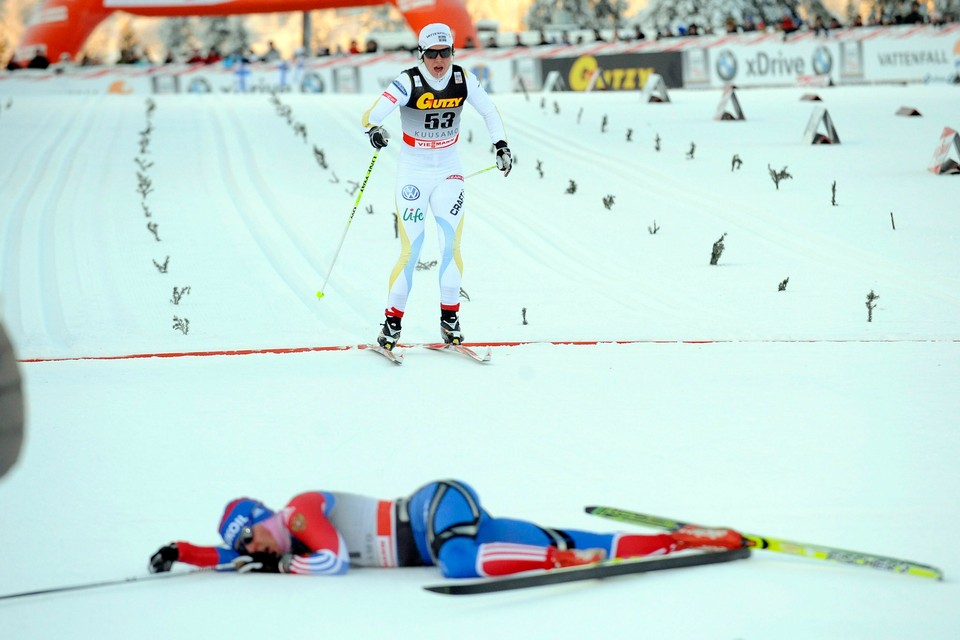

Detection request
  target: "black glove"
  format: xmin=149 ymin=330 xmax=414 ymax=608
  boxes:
xmin=495 ymin=140 xmax=512 ymax=177
xmin=235 ymin=552 xmax=284 ymax=574
xmin=367 ymin=126 xmax=389 ymax=149
xmin=149 ymin=543 xmax=179 ymax=573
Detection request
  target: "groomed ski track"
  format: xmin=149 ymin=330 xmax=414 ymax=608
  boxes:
xmin=1 ymin=86 xmax=958 ymax=640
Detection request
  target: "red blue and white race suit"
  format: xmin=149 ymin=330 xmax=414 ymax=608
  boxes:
xmin=362 ymin=63 xmax=507 ymax=318
xmin=173 ymin=480 xmax=680 ymax=578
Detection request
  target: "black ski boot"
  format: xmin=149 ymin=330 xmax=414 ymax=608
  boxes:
xmin=377 ymin=316 xmax=402 ymax=350
xmin=440 ymin=310 xmax=463 ymax=345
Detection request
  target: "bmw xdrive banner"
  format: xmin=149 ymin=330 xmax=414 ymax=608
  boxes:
xmin=706 ymin=42 xmax=838 ymax=87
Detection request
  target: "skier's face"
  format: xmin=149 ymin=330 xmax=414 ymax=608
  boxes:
xmin=423 ymin=45 xmax=453 ymax=79
xmin=242 ymin=522 xmax=280 ymax=555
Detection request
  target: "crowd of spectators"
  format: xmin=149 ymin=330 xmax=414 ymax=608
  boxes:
xmin=645 ymin=1 xmax=955 ymax=39
xmin=4 ymin=48 xmax=51 ymax=70
xmin=4 ymin=3 xmax=958 ymax=72
xmin=501 ymin=1 xmax=956 ymax=44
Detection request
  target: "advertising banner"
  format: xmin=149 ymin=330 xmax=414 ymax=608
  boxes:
xmin=838 ymin=39 xmax=865 ymax=82
xmin=538 ymin=51 xmax=682 ymax=92
xmin=703 ymin=40 xmax=839 ymax=87
xmin=683 ymin=25 xmax=960 ymax=87
xmin=861 ymin=30 xmax=960 ymax=83
xmin=0 ymin=62 xmax=337 ymax=95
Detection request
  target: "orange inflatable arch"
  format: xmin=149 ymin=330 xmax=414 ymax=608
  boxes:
xmin=19 ymin=0 xmax=476 ymax=61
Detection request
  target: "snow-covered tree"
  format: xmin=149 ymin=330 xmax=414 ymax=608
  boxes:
xmin=639 ymin=0 xmax=813 ymax=34
xmin=200 ymin=17 xmax=232 ymax=53
xmin=594 ymin=0 xmax=630 ymax=25
xmin=358 ymin=4 xmax=407 ymax=32
xmin=158 ymin=18 xmax=196 ymax=58
xmin=864 ymin=0 xmax=891 ymax=23
xmin=802 ymin=0 xmax=836 ymax=21
xmin=0 ymin=0 xmax=37 ymax=61
xmin=304 ymin=4 xmax=406 ymax=53
xmin=844 ymin=0 xmax=861 ymax=23
xmin=525 ymin=0 xmax=631 ymax=30
xmin=233 ymin=18 xmax=252 ymax=52
xmin=184 ymin=16 xmax=248 ymax=56
xmin=525 ymin=0 xmax=556 ymax=29
xmin=866 ymin=0 xmax=957 ymax=22
xmin=117 ymin=17 xmax=140 ymax=62
xmin=941 ymin=0 xmax=960 ymax=19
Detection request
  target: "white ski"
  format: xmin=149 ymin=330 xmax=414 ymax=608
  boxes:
xmin=364 ymin=343 xmax=403 ymax=365
xmin=423 ymin=343 xmax=492 ymax=363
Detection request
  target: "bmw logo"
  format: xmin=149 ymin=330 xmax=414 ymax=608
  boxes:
xmin=300 ymin=73 xmax=325 ymax=93
xmin=812 ymin=46 xmax=833 ymax=76
xmin=716 ymin=50 xmax=737 ymax=82
xmin=401 ymin=185 xmax=420 ymax=200
xmin=187 ymin=78 xmax=212 ymax=93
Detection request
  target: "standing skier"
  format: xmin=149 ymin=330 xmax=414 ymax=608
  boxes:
xmin=149 ymin=479 xmax=743 ymax=578
xmin=362 ymin=23 xmax=512 ymax=350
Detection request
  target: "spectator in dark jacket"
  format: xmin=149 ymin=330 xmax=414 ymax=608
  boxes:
xmin=903 ymin=1 xmax=925 ymax=24
xmin=27 ymin=49 xmax=50 ymax=69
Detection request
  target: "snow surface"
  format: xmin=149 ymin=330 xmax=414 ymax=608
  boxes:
xmin=0 ymin=83 xmax=958 ymax=639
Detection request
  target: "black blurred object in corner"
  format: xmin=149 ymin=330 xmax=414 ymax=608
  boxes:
xmin=0 ymin=321 xmax=24 ymax=478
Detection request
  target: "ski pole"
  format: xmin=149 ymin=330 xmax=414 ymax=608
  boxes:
xmin=586 ymin=506 xmax=944 ymax=581
xmin=466 ymin=164 xmax=497 ymax=179
xmin=316 ymin=150 xmax=380 ymax=300
xmin=0 ymin=561 xmax=237 ymax=601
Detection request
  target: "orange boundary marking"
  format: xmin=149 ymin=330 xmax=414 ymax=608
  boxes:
xmin=17 ymin=339 xmax=958 ymax=364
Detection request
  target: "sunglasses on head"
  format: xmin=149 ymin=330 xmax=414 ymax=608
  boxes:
xmin=235 ymin=525 xmax=254 ymax=553
xmin=423 ymin=47 xmax=452 ymax=59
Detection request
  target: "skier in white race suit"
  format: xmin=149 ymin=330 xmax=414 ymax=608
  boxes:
xmin=361 ymin=22 xmax=512 ymax=350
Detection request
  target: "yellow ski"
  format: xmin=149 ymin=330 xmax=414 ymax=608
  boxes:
xmin=585 ymin=505 xmax=943 ymax=581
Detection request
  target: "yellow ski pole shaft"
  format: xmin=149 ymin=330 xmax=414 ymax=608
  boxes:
xmin=316 ymin=150 xmax=380 ymax=300
xmin=466 ymin=164 xmax=497 ymax=179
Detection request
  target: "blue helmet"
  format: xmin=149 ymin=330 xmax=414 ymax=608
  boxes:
xmin=219 ymin=498 xmax=274 ymax=550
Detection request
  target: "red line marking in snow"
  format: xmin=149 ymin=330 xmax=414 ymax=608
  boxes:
xmin=18 ymin=345 xmax=354 ymax=363
xmin=17 ymin=339 xmax=957 ymax=364
xmin=468 ymin=339 xmax=959 ymax=347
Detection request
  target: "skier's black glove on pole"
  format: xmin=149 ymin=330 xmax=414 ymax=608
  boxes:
xmin=148 ymin=544 xmax=179 ymax=573
xmin=367 ymin=126 xmax=389 ymax=149
xmin=495 ymin=140 xmax=512 ymax=177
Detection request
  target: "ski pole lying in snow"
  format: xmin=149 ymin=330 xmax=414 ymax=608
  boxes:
xmin=0 ymin=561 xmax=237 ymax=601
xmin=316 ymin=150 xmax=380 ymax=300
xmin=586 ymin=506 xmax=944 ymax=580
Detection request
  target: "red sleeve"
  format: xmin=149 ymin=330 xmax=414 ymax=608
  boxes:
xmin=285 ymin=492 xmax=343 ymax=554
xmin=175 ymin=541 xmax=225 ymax=567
